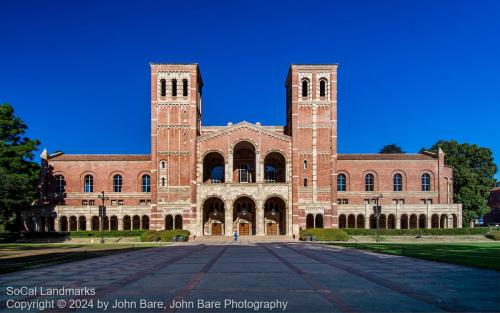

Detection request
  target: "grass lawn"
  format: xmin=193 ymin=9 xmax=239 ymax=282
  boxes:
xmin=0 ymin=243 xmax=164 ymax=274
xmin=329 ymin=242 xmax=500 ymax=271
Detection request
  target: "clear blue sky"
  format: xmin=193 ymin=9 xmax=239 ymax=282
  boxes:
xmin=1 ymin=0 xmax=499 ymax=179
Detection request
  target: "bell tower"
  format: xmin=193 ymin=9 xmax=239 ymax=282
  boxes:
xmin=150 ymin=63 xmax=203 ymax=231
xmin=285 ymin=64 xmax=339 ymax=232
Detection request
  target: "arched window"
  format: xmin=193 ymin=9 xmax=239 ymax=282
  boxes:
xmin=301 ymin=80 xmax=308 ymax=97
xmin=160 ymin=79 xmax=166 ymax=96
xmin=182 ymin=79 xmax=188 ymax=97
xmin=393 ymin=173 xmax=403 ymax=192
xmin=319 ymin=79 xmax=326 ymax=97
xmin=84 ymin=175 xmax=93 ymax=193
xmin=160 ymin=161 xmax=166 ymax=169
xmin=304 ymin=178 xmax=308 ymax=187
xmin=171 ymin=79 xmax=177 ymax=96
xmin=142 ymin=175 xmax=150 ymax=192
xmin=365 ymin=174 xmax=374 ymax=191
xmin=304 ymin=160 xmax=308 ymax=169
xmin=55 ymin=175 xmax=65 ymax=193
xmin=422 ymin=173 xmax=431 ymax=191
xmin=161 ymin=177 xmax=166 ymax=187
xmin=337 ymin=174 xmax=346 ymax=192
xmin=264 ymin=165 xmax=278 ymax=182
xmin=113 ymin=174 xmax=122 ymax=192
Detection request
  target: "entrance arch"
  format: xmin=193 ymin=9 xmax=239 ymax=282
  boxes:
xmin=203 ymin=197 xmax=225 ymax=236
xmin=306 ymin=214 xmax=314 ymax=229
xmin=233 ymin=141 xmax=256 ymax=183
xmin=203 ymin=152 xmax=225 ymax=183
xmin=264 ymin=152 xmax=286 ymax=182
xmin=233 ymin=196 xmax=256 ymax=235
xmin=264 ymin=196 xmax=287 ymax=235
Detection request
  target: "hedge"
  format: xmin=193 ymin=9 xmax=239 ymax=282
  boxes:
xmin=342 ymin=228 xmax=490 ymax=236
xmin=140 ymin=230 xmax=190 ymax=242
xmin=69 ymin=230 xmax=147 ymax=237
xmin=300 ymin=228 xmax=349 ymax=241
xmin=486 ymin=230 xmax=500 ymax=241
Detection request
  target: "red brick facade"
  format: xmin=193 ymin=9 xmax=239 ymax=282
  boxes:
xmin=28 ymin=63 xmax=462 ymax=235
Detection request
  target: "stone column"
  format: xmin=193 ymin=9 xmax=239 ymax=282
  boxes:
xmin=225 ymin=200 xmax=233 ymax=236
xmin=228 ymin=149 xmax=234 ymax=183
xmin=255 ymin=151 xmax=261 ymax=183
xmin=54 ymin=216 xmax=60 ymax=232
xmin=118 ymin=218 xmax=124 ymax=231
xmin=85 ymin=216 xmax=91 ymax=231
xmin=256 ymin=200 xmax=264 ymax=235
xmin=396 ymin=214 xmax=401 ymax=229
xmin=225 ymin=161 xmax=230 ymax=183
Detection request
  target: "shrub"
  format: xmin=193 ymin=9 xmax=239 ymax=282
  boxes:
xmin=342 ymin=228 xmax=489 ymax=236
xmin=70 ymin=230 xmax=146 ymax=237
xmin=140 ymin=230 xmax=190 ymax=242
xmin=486 ymin=230 xmax=500 ymax=241
xmin=299 ymin=228 xmax=349 ymax=241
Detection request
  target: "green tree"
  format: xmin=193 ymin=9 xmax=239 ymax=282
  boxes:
xmin=421 ymin=140 xmax=497 ymax=226
xmin=0 ymin=104 xmax=40 ymax=231
xmin=379 ymin=144 xmax=405 ymax=154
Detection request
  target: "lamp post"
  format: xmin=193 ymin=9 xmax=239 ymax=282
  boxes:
xmin=372 ymin=194 xmax=384 ymax=243
xmin=97 ymin=191 xmax=109 ymax=244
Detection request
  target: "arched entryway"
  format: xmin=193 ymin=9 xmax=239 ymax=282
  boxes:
xmin=264 ymin=152 xmax=286 ymax=183
xmin=400 ymin=214 xmax=409 ymax=229
xmin=388 ymin=214 xmax=396 ymax=229
xmin=264 ymin=197 xmax=287 ymax=235
xmin=431 ymin=214 xmax=439 ymax=228
xmin=60 ymin=216 xmax=68 ymax=231
xmin=233 ymin=196 xmax=256 ymax=235
xmin=440 ymin=214 xmax=448 ymax=228
xmin=315 ymin=214 xmax=324 ymax=228
xmin=306 ymin=214 xmax=314 ymax=229
xmin=142 ymin=215 xmax=149 ymax=229
xmin=203 ymin=197 xmax=225 ymax=236
xmin=338 ymin=214 xmax=346 ymax=228
xmin=110 ymin=216 xmax=118 ymax=230
xmin=233 ymin=141 xmax=256 ymax=183
xmin=203 ymin=152 xmax=225 ymax=183
xmin=419 ymin=214 xmax=427 ymax=229
xmin=379 ymin=214 xmax=387 ymax=229
xmin=78 ymin=216 xmax=86 ymax=230
xmin=347 ymin=214 xmax=356 ymax=228
xmin=103 ymin=216 xmax=109 ymax=230
xmin=356 ymin=214 xmax=365 ymax=228
xmin=91 ymin=216 xmax=100 ymax=230
xmin=165 ymin=215 xmax=173 ymax=230
xmin=123 ymin=215 xmax=131 ymax=230
xmin=410 ymin=214 xmax=418 ymax=229
xmin=175 ymin=215 xmax=183 ymax=229
xmin=132 ymin=215 xmax=141 ymax=230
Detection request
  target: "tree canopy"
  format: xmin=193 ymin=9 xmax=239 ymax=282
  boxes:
xmin=421 ymin=140 xmax=497 ymax=225
xmin=379 ymin=144 xmax=405 ymax=154
xmin=0 ymin=103 xmax=40 ymax=230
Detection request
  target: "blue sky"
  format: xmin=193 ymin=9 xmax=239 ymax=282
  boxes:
xmin=1 ymin=0 xmax=499 ymax=179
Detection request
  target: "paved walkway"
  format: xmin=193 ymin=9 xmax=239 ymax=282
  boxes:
xmin=0 ymin=243 xmax=498 ymax=312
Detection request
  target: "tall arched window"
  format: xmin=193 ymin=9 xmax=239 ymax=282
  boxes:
xmin=393 ymin=173 xmax=403 ymax=192
xmin=84 ymin=175 xmax=93 ymax=193
xmin=301 ymin=80 xmax=308 ymax=97
xmin=113 ymin=175 xmax=122 ymax=192
xmin=161 ymin=177 xmax=166 ymax=187
xmin=55 ymin=175 xmax=65 ymax=193
xmin=365 ymin=174 xmax=374 ymax=191
xmin=171 ymin=79 xmax=177 ymax=96
xmin=422 ymin=173 xmax=431 ymax=191
xmin=160 ymin=161 xmax=166 ymax=169
xmin=142 ymin=175 xmax=151 ymax=192
xmin=337 ymin=174 xmax=346 ymax=192
xmin=182 ymin=79 xmax=188 ymax=96
xmin=319 ymin=79 xmax=326 ymax=97
xmin=160 ymin=79 xmax=166 ymax=96
xmin=304 ymin=160 xmax=308 ymax=169
xmin=304 ymin=178 xmax=308 ymax=187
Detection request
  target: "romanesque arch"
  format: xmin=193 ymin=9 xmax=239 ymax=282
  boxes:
xmin=356 ymin=214 xmax=365 ymax=228
xmin=203 ymin=151 xmax=225 ymax=183
xmin=263 ymin=151 xmax=286 ymax=183
xmin=339 ymin=214 xmax=346 ymax=228
xmin=203 ymin=197 xmax=225 ymax=236
xmin=132 ymin=215 xmax=141 ymax=230
xmin=233 ymin=196 xmax=256 ymax=235
xmin=60 ymin=216 xmax=68 ymax=231
xmin=123 ymin=215 xmax=131 ymax=230
xmin=233 ymin=141 xmax=256 ymax=183
xmin=264 ymin=196 xmax=287 ymax=235
xmin=347 ymin=214 xmax=355 ymax=228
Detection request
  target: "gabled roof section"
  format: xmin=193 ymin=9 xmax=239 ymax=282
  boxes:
xmin=198 ymin=121 xmax=291 ymax=143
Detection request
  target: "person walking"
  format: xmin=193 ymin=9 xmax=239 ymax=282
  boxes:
xmin=233 ymin=230 xmax=238 ymax=241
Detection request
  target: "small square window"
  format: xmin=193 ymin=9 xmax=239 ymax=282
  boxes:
xmin=82 ymin=200 xmax=88 ymax=205
xmin=118 ymin=200 xmax=124 ymax=206
xmin=88 ymin=200 xmax=95 ymax=205
xmin=111 ymin=200 xmax=117 ymax=206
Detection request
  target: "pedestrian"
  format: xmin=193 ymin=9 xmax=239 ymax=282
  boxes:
xmin=233 ymin=230 xmax=238 ymax=241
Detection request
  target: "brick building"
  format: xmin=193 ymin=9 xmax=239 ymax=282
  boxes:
xmin=27 ymin=63 xmax=462 ymax=235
